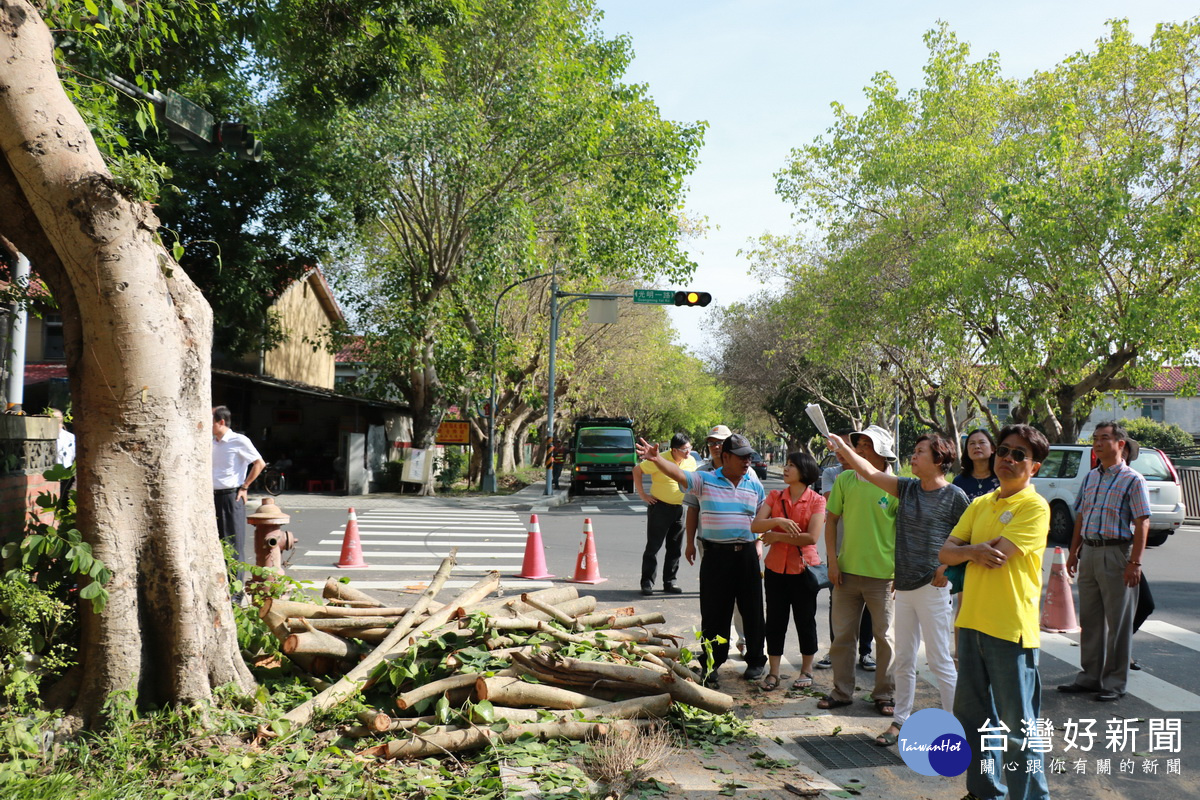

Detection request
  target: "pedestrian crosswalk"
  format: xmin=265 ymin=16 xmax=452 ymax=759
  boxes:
xmin=287 ymin=508 xmax=553 ymax=591
xmin=910 ymin=619 xmax=1200 ymax=713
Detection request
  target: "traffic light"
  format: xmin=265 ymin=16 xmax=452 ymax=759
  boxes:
xmin=673 ymin=290 xmax=712 ymax=307
xmin=213 ymin=122 xmax=264 ymax=162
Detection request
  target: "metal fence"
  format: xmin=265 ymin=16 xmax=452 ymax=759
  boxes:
xmin=1178 ymin=465 xmax=1200 ymax=524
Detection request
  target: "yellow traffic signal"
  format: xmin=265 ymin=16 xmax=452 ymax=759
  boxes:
xmin=673 ymin=291 xmax=712 ymax=307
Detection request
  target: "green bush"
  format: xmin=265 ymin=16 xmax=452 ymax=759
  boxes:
xmin=437 ymin=447 xmax=467 ymax=490
xmin=0 ymin=580 xmax=75 ymax=711
xmin=1115 ymin=417 xmax=1195 ymax=453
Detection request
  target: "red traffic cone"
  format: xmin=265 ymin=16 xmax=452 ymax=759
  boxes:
xmin=1040 ymin=546 xmax=1080 ymax=633
xmin=568 ymin=517 xmax=607 ymax=584
xmin=516 ymin=514 xmax=554 ymax=580
xmin=335 ymin=508 xmax=369 ymax=569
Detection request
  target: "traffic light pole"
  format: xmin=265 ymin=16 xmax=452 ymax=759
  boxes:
xmin=482 ymin=272 xmax=552 ymax=493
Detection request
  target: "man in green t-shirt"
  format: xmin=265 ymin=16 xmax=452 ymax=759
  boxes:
xmin=817 ymin=425 xmax=898 ymax=714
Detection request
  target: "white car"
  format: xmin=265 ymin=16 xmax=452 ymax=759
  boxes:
xmin=1032 ymin=444 xmax=1186 ymax=547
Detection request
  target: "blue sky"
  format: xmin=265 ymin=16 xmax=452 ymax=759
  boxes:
xmin=594 ymin=1 xmax=1195 ymax=353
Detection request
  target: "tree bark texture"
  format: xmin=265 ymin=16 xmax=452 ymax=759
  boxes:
xmin=0 ymin=0 xmax=252 ymax=724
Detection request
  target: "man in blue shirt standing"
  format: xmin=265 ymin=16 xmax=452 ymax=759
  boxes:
xmin=1059 ymin=421 xmax=1151 ymax=702
xmin=636 ymin=433 xmax=798 ymax=688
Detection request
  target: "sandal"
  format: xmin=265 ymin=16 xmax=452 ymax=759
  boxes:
xmin=817 ymin=695 xmax=852 ymax=710
xmin=760 ymin=674 xmax=781 ymax=691
xmin=875 ymin=725 xmax=900 ymax=747
xmin=791 ymin=673 xmax=814 ymax=690
xmin=874 ymin=699 xmax=895 ymax=716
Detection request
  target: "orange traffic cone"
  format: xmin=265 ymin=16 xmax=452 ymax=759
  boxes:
xmin=1040 ymin=546 xmax=1080 ymax=633
xmin=516 ymin=514 xmax=554 ymax=580
xmin=568 ymin=517 xmax=607 ymax=584
xmin=335 ymin=508 xmax=369 ymax=569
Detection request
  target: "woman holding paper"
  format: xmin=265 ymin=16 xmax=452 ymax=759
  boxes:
xmin=826 ymin=432 xmax=968 ymax=747
xmin=755 ymin=451 xmax=826 ymax=691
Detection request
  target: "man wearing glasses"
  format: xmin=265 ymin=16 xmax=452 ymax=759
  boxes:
xmin=634 ymin=432 xmax=697 ymax=595
xmin=1058 ymin=421 xmax=1150 ymax=702
xmin=940 ymin=424 xmax=1051 ymax=800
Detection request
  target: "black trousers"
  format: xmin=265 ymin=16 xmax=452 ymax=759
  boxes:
xmin=764 ymin=568 xmax=820 ymax=657
xmin=214 ymin=490 xmax=247 ymax=569
xmin=641 ymin=501 xmax=684 ymax=587
xmin=699 ymin=540 xmax=766 ymax=671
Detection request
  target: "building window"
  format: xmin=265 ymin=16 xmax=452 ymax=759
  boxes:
xmin=987 ymin=398 xmax=1011 ymax=421
xmin=42 ymin=313 xmax=64 ymax=360
xmin=1142 ymin=397 xmax=1164 ymax=422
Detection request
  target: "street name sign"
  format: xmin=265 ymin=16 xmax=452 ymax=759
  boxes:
xmin=633 ymin=289 xmax=674 ymax=305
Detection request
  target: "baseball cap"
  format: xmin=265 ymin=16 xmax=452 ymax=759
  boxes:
xmin=723 ymin=433 xmax=754 ymax=457
xmin=706 ymin=424 xmax=732 ymax=441
xmin=849 ymin=425 xmax=897 ymax=459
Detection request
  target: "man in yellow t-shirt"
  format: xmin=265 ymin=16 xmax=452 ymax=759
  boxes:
xmin=940 ymin=424 xmax=1051 ymax=800
xmin=635 ymin=432 xmax=697 ymax=595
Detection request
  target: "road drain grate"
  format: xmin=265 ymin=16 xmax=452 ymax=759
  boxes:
xmin=793 ymin=733 xmax=905 ymax=770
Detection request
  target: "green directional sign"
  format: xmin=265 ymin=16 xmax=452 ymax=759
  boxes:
xmin=633 ymin=289 xmax=675 ymax=305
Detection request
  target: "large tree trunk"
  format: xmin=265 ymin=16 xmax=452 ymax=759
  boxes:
xmin=0 ymin=0 xmax=252 ymax=726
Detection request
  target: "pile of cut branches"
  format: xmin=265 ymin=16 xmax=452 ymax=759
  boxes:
xmin=256 ymin=552 xmax=731 ymax=759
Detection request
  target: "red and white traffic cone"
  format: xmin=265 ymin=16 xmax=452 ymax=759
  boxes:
xmin=568 ymin=517 xmax=607 ymax=584
xmin=335 ymin=508 xmax=369 ymax=569
xmin=516 ymin=514 xmax=554 ymax=580
xmin=1040 ymin=546 xmax=1080 ymax=633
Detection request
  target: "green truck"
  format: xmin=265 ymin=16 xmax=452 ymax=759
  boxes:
xmin=567 ymin=416 xmax=636 ymax=496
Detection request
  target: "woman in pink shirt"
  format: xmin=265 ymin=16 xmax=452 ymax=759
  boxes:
xmin=755 ymin=452 xmax=826 ymax=691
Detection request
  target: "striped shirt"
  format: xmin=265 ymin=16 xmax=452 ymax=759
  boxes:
xmin=1073 ymin=462 xmax=1151 ymax=541
xmin=685 ymin=468 xmax=766 ymax=543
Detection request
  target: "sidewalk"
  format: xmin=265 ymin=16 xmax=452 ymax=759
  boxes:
xmin=270 ymin=482 xmax=570 ymax=511
xmin=636 ymin=667 xmax=965 ymax=800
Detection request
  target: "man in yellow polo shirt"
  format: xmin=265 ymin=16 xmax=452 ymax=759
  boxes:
xmin=940 ymin=424 xmax=1051 ymax=800
xmin=635 ymin=432 xmax=697 ymax=595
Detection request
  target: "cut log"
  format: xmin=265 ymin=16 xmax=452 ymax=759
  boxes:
xmin=520 ymin=593 xmax=580 ymax=629
xmin=357 ymin=709 xmax=393 ymax=732
xmin=465 ymin=693 xmax=672 ymax=724
xmin=282 ymin=626 xmax=365 ymax=660
xmin=607 ymin=612 xmax=666 ymax=629
xmin=288 ymin=616 xmax=399 ymax=631
xmin=514 ymin=653 xmax=732 ymax=714
xmin=467 ymin=587 xmax=580 ymax=617
xmin=324 ymin=578 xmax=386 ymax=607
xmin=278 ymin=552 xmax=475 ymax=729
xmin=263 ymin=598 xmax=421 ymax=619
xmin=364 ymin=718 xmax=654 ymax=760
xmin=475 ymin=676 xmax=610 ymax=710
xmin=394 ymin=668 xmax=518 ymax=711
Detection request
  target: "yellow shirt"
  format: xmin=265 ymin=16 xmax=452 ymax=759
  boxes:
xmin=640 ymin=455 xmax=697 ymax=504
xmin=951 ymin=485 xmax=1049 ymax=648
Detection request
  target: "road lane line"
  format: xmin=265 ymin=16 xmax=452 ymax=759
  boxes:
xmin=317 ymin=538 xmax=524 ymax=546
xmin=288 ymin=564 xmax=522 ymax=572
xmin=1040 ymin=632 xmax=1200 ymax=712
xmin=1137 ymin=620 xmax=1200 ymax=652
xmin=304 ymin=550 xmax=522 ymax=559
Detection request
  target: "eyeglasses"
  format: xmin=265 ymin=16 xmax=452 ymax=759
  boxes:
xmin=995 ymin=444 xmax=1031 ymax=463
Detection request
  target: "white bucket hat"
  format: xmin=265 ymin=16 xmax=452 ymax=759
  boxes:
xmin=849 ymin=425 xmax=897 ymax=459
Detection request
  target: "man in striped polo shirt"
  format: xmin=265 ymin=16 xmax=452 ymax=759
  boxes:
xmin=636 ymin=433 xmax=800 ymax=687
xmin=1059 ymin=421 xmax=1150 ymax=702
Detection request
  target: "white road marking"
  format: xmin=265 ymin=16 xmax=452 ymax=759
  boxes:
xmin=1040 ymin=632 xmax=1200 ymax=712
xmin=1137 ymin=620 xmax=1200 ymax=652
xmin=581 ymin=506 xmax=600 ymax=512
xmin=328 ymin=580 xmax=554 ymax=591
xmin=305 ymin=550 xmax=522 ymax=559
xmin=289 ymin=564 xmax=522 ymax=572
xmin=328 ymin=530 xmax=527 ymax=538
xmin=318 ymin=538 xmax=524 ymax=547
